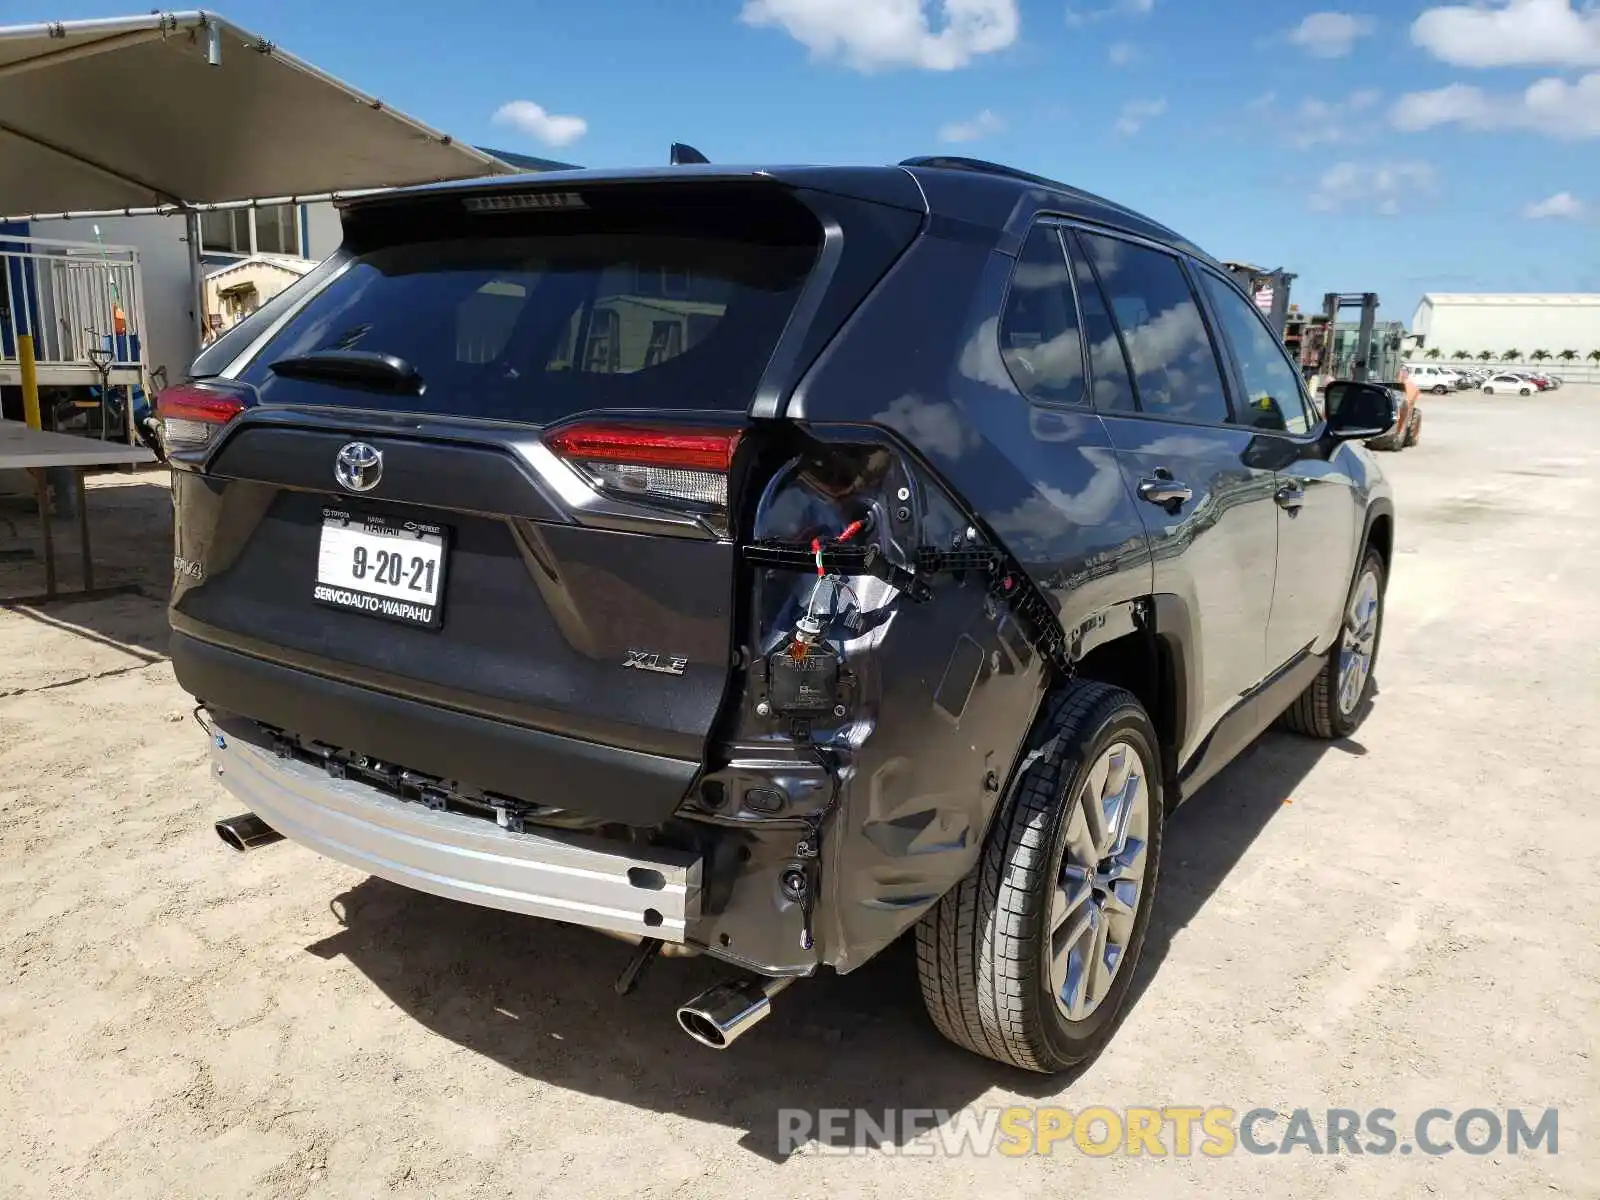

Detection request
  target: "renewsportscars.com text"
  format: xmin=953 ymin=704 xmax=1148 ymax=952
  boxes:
xmin=777 ymin=1106 xmax=1559 ymax=1158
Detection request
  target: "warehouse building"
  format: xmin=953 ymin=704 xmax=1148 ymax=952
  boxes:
xmin=1410 ymin=294 xmax=1600 ymax=359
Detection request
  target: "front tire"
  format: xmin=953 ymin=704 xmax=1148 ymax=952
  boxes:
xmin=1483 ymin=386 xmax=1495 ymax=395
xmin=1281 ymin=548 xmax=1385 ymax=739
xmin=915 ymin=683 xmax=1163 ymax=1073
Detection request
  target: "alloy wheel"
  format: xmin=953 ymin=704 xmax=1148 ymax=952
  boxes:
xmin=1338 ymin=569 xmax=1381 ymax=716
xmin=1048 ymin=740 xmax=1151 ymax=1022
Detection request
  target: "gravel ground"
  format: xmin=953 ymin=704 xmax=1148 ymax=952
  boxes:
xmin=1 ymin=390 xmax=1596 ymax=1198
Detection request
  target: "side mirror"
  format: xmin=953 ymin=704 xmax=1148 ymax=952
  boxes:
xmin=1323 ymin=381 xmax=1396 ymax=441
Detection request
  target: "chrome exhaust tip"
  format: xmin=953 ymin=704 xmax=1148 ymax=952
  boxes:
xmin=676 ymin=975 xmax=794 ymax=1049
xmin=215 ymin=813 xmax=284 ymax=852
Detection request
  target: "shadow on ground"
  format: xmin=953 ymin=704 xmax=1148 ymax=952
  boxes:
xmin=306 ymin=714 xmax=1372 ymax=1159
xmin=0 ymin=472 xmax=173 ymax=653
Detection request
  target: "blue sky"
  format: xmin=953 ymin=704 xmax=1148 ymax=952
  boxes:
xmin=8 ymin=0 xmax=1597 ymax=321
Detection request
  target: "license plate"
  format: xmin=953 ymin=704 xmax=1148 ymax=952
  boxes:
xmin=313 ymin=508 xmax=449 ymax=629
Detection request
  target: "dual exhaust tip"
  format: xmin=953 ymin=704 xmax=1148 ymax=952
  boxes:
xmin=216 ymin=810 xmax=791 ymax=1049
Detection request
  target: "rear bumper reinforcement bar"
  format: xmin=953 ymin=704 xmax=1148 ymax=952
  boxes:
xmin=207 ymin=719 xmax=702 ymax=940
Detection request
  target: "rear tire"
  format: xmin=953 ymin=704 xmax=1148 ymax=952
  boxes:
xmin=1280 ymin=548 xmax=1385 ymax=740
xmin=1432 ymin=384 xmax=1448 ymax=394
xmin=915 ymin=682 xmax=1163 ymax=1073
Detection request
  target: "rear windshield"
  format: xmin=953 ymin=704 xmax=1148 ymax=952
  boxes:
xmin=232 ymin=197 xmax=820 ymax=421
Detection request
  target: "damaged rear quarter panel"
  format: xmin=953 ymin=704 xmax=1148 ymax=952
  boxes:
xmin=719 ymin=231 xmax=1155 ymax=973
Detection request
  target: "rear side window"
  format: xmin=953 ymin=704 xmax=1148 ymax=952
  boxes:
xmin=1077 ymin=232 xmax=1232 ymax=425
xmin=233 ymin=207 xmax=819 ymax=421
xmin=997 ymin=225 xmax=1086 ymax=407
xmin=1064 ymin=232 xmax=1139 ymax=414
xmin=1197 ymin=270 xmax=1314 ymax=434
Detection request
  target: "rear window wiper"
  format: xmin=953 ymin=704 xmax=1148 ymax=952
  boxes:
xmin=268 ymin=350 xmax=423 ymax=395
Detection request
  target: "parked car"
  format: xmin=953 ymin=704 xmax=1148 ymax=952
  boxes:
xmin=1483 ymin=373 xmax=1535 ymax=395
xmin=1407 ymin=363 xmax=1460 ymax=393
xmin=160 ymin=157 xmax=1396 ymax=1074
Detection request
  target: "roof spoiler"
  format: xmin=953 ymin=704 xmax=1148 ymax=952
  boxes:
xmin=670 ymin=143 xmax=710 ymax=165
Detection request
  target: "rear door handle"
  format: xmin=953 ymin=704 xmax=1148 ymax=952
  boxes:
xmin=1275 ymin=482 xmax=1306 ymax=511
xmin=1138 ymin=477 xmax=1192 ymax=509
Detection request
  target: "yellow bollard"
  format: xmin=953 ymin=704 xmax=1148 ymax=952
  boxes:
xmin=18 ymin=333 xmax=41 ymax=430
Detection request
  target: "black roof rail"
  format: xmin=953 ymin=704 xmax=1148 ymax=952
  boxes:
xmin=899 ymin=155 xmax=1066 ymax=190
xmin=900 ymin=154 xmax=1179 ymax=238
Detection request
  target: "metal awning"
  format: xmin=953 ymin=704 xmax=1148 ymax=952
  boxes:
xmin=0 ymin=11 xmax=517 ymax=218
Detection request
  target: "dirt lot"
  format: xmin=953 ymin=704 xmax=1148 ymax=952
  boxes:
xmin=2 ymin=391 xmax=1597 ymax=1198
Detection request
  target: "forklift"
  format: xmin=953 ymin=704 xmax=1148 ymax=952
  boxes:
xmin=1312 ymin=292 xmax=1416 ymax=450
xmin=1315 ymin=292 xmax=1381 ymax=381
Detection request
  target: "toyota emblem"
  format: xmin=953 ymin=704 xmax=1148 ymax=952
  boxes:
xmin=334 ymin=442 xmax=383 ymax=493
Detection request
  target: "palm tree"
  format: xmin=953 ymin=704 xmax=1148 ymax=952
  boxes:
xmin=1502 ymin=349 xmax=1522 ymax=362
xmin=1530 ymin=349 xmax=1551 ymax=364
xmin=1478 ymin=350 xmax=1495 ymax=361
xmin=1558 ymin=350 xmax=1579 ymax=362
xmin=1425 ymin=347 xmax=1443 ymax=360
xmin=1450 ymin=350 xmax=1471 ymax=361
xmin=1402 ymin=349 xmax=1415 ymax=360
xmin=1588 ymin=350 xmax=1600 ymax=365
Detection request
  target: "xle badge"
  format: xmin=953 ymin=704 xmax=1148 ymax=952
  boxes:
xmin=623 ymin=649 xmax=688 ymax=677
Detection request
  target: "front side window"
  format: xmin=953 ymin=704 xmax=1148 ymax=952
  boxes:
xmin=1078 ymin=232 xmax=1231 ymax=425
xmin=997 ymin=225 xmax=1086 ymax=407
xmin=1198 ymin=270 xmax=1313 ymax=434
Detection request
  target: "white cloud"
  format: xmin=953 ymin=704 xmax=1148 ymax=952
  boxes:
xmin=1412 ymin=0 xmax=1600 ymax=69
xmin=1107 ymin=40 xmax=1138 ymax=65
xmin=740 ymin=0 xmax=1019 ymax=71
xmin=1258 ymin=88 xmax=1382 ymax=148
xmin=490 ymin=101 xmax=588 ymax=147
xmin=938 ymin=108 xmax=1005 ymax=142
xmin=1067 ymin=0 xmax=1154 ymax=25
xmin=1114 ymin=96 xmax=1166 ymax=135
xmin=1391 ymin=73 xmax=1600 ymax=139
xmin=1288 ymin=11 xmax=1377 ymax=57
xmin=1523 ymin=191 xmax=1586 ymax=218
xmin=1308 ymin=159 xmax=1438 ymax=214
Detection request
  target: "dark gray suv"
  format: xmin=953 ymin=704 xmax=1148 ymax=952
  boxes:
xmin=163 ymin=157 xmax=1396 ymax=1073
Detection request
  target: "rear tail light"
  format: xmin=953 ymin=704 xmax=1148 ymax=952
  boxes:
xmin=545 ymin=423 xmax=742 ymax=513
xmin=157 ymin=383 xmax=247 ymax=453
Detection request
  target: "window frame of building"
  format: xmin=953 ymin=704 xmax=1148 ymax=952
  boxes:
xmin=198 ymin=204 xmax=304 ymax=258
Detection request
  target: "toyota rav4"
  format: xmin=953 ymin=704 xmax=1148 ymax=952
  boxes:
xmin=164 ymin=157 xmax=1395 ymax=1073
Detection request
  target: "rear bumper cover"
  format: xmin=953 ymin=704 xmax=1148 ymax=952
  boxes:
xmin=208 ymin=718 xmax=703 ymax=940
xmin=170 ymin=631 xmax=700 ymax=827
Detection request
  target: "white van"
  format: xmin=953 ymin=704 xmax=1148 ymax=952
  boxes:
xmin=1407 ymin=364 xmax=1461 ymax=393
